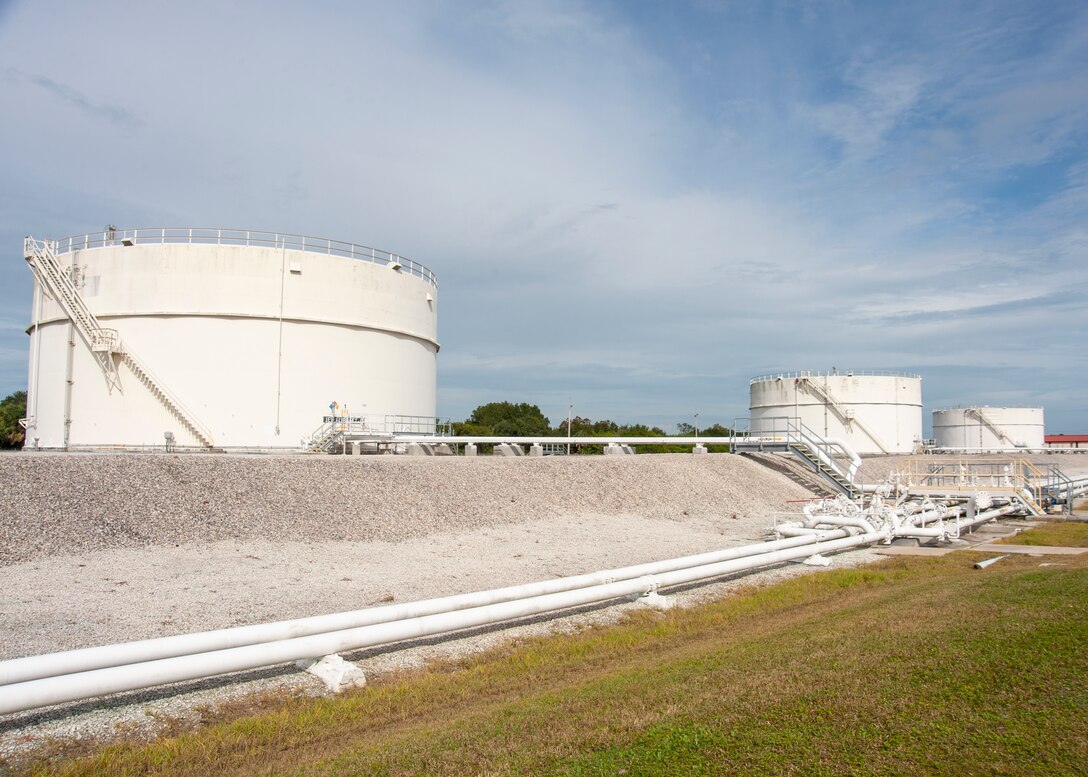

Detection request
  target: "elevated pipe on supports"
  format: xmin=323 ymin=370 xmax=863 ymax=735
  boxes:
xmin=0 ymin=531 xmax=885 ymax=716
xmin=0 ymin=533 xmax=841 ymax=687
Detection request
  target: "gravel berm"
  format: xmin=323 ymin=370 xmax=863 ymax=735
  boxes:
xmin=0 ymin=451 xmax=875 ymax=764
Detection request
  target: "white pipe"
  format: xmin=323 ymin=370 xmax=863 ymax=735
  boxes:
xmin=974 ymin=555 xmax=1008 ymax=569
xmin=894 ymin=526 xmax=947 ymax=538
xmin=775 ymin=526 xmax=850 ymax=538
xmin=954 ymin=504 xmax=1018 ymax=531
xmin=0 ymin=533 xmax=833 ymax=687
xmin=375 ymin=435 xmax=752 ymax=447
xmin=822 ymin=437 xmax=863 ymax=481
xmin=893 ymin=504 xmax=1017 ymax=539
xmin=803 ymin=516 xmax=877 ymax=533
xmin=795 ymin=431 xmax=854 ymax=484
xmin=911 ymin=508 xmax=961 ymax=526
xmin=0 ymin=531 xmax=884 ymax=715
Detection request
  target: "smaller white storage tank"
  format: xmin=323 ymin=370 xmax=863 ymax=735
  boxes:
xmin=932 ymin=407 xmax=1045 ymax=450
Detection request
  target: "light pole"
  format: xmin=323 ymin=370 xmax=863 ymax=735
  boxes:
xmin=694 ymin=412 xmax=700 ymax=442
xmin=567 ymin=399 xmax=573 ymax=455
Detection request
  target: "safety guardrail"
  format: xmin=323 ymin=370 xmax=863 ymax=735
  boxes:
xmin=749 ymin=370 xmax=920 ymax=383
xmin=51 ymin=227 xmax=437 ymax=288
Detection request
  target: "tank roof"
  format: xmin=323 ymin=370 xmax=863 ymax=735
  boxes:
xmin=50 ymin=227 xmax=437 ymax=287
xmin=750 ymin=370 xmax=920 ymax=384
xmin=933 ymin=406 xmax=1044 ymax=412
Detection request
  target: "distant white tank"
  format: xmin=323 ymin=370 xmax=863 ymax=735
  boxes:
xmin=749 ymin=371 xmax=923 ymax=455
xmin=932 ymin=407 xmax=1044 ymax=450
xmin=23 ymin=228 xmax=439 ymax=450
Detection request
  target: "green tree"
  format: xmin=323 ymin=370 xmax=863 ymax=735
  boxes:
xmin=466 ymin=402 xmax=552 ymax=437
xmin=451 ymin=421 xmax=493 ymax=437
xmin=677 ymin=420 xmax=734 ymax=452
xmin=0 ymin=391 xmax=27 ymax=449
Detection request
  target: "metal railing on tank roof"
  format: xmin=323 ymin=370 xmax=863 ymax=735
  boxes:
xmin=749 ymin=369 xmax=921 ymax=384
xmin=52 ymin=227 xmax=438 ymax=288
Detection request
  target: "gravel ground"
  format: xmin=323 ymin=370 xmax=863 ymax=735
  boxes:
xmin=0 ymin=451 xmax=841 ymax=766
xmin=4 ymin=448 xmax=1068 ymax=766
xmin=0 ymin=452 xmax=819 ymax=566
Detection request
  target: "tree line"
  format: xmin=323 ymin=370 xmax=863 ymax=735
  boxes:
xmin=452 ymin=401 xmax=734 ymax=453
xmin=0 ymin=391 xmax=26 ymax=449
xmin=0 ymin=394 xmax=734 ymax=453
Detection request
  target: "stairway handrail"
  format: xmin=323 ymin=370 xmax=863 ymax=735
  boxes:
xmin=795 ymin=375 xmax=891 ymax=454
xmin=963 ymin=407 xmax=1016 ymax=446
xmin=121 ymin=351 xmax=214 ymax=447
xmin=25 ymin=235 xmax=214 ymax=448
xmin=789 ymin=419 xmax=856 ymax=486
xmin=24 ymin=237 xmax=105 ymax=347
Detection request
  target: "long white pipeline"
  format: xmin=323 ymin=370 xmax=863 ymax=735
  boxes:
xmin=0 ymin=531 xmax=884 ymax=716
xmin=0 ymin=533 xmax=837 ymax=687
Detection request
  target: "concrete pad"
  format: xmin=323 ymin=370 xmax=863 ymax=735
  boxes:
xmin=971 ymin=543 xmax=1087 ymax=555
xmin=875 ymin=546 xmax=957 ymax=557
xmin=973 ymin=525 xmax=1019 ymax=534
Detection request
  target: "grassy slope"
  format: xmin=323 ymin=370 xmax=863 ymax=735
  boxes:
xmin=997 ymin=520 xmax=1088 ymax=547
xmin=27 ymin=525 xmax=1088 ymax=776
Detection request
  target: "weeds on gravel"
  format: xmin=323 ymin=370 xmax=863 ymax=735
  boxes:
xmin=17 ymin=522 xmax=1088 ymax=776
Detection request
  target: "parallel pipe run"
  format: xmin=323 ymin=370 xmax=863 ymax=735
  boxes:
xmin=1 ymin=479 xmax=1025 ymax=717
xmin=0 ymin=532 xmax=880 ymax=716
xmin=0 ymin=533 xmax=842 ymax=689
xmin=894 ymin=504 xmax=1018 ymax=539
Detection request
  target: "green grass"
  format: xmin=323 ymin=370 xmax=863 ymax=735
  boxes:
xmin=17 ymin=522 xmax=1088 ymax=776
xmin=999 ymin=520 xmax=1088 ymax=547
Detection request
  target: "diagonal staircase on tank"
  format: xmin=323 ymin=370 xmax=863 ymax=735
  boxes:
xmin=963 ymin=407 xmax=1017 ymax=448
xmin=795 ymin=375 xmax=891 ymax=455
xmin=24 ymin=236 xmax=215 ymax=449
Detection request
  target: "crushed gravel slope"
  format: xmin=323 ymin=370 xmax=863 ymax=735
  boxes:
xmin=0 ymin=452 xmax=816 ymax=565
xmin=0 ymin=451 xmax=860 ymax=764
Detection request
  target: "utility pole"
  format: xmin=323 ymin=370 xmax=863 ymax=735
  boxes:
xmin=567 ymin=399 xmax=572 ymax=455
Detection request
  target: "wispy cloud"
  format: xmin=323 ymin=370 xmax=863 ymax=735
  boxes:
xmin=0 ymin=0 xmax=1084 ymax=430
xmin=10 ymin=68 xmax=142 ymax=129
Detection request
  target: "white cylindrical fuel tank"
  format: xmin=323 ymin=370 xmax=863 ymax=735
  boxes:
xmin=749 ymin=371 xmax=923 ymax=455
xmin=23 ymin=228 xmax=439 ymax=450
xmin=932 ymin=407 xmax=1044 ymax=450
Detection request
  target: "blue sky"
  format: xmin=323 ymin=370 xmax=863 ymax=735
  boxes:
xmin=1 ymin=0 xmax=1085 ymax=433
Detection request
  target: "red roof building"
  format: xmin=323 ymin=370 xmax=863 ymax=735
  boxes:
xmin=1044 ymin=434 xmax=1088 ymax=448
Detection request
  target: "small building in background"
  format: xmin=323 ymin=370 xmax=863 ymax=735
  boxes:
xmin=1044 ymin=434 xmax=1088 ymax=450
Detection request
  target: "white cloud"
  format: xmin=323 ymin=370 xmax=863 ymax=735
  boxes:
xmin=0 ymin=0 xmax=1084 ymax=429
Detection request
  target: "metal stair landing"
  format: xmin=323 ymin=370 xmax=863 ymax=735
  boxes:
xmin=732 ymin=417 xmax=862 ymax=501
xmin=789 ymin=443 xmax=861 ymax=500
xmin=308 ymin=420 xmax=345 ymax=452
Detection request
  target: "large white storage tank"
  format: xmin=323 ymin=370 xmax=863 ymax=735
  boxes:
xmin=932 ymin=407 xmax=1045 ymax=450
xmin=749 ymin=371 xmax=922 ymax=455
xmin=23 ymin=228 xmax=439 ymax=450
